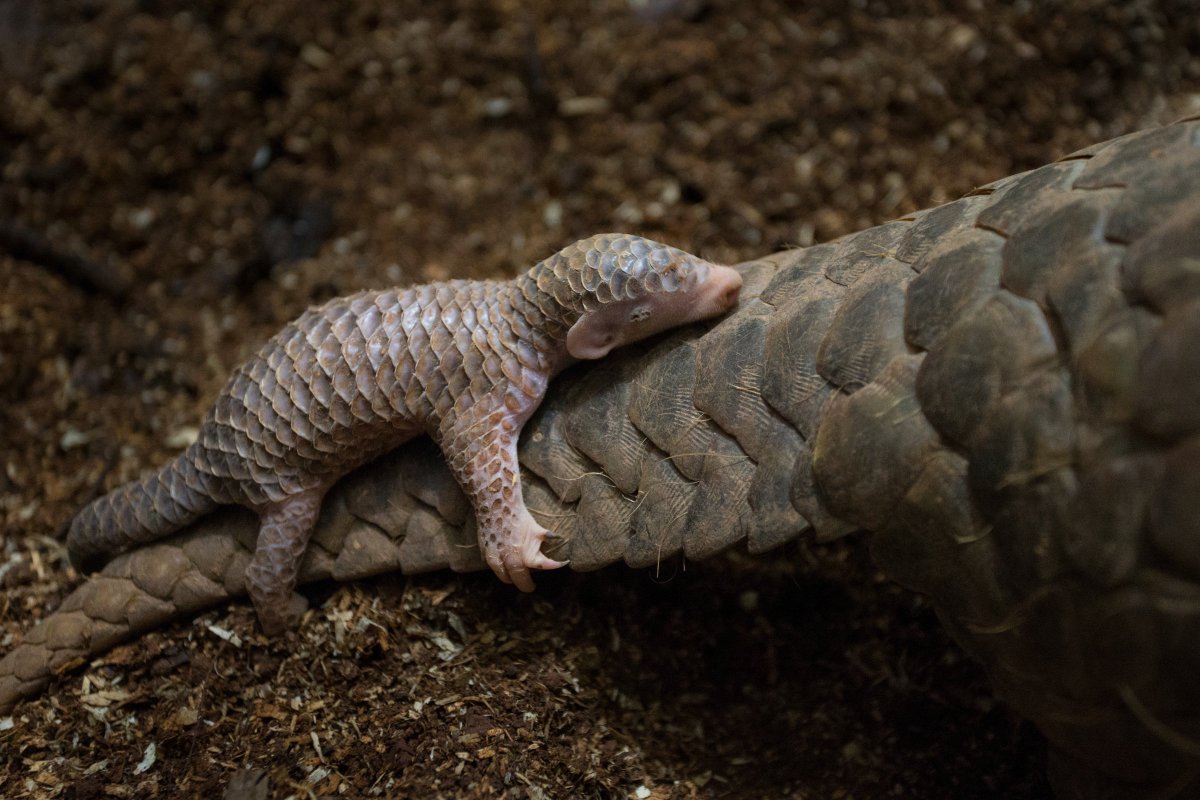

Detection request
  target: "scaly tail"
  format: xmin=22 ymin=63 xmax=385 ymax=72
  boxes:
xmin=67 ymin=444 xmax=219 ymax=571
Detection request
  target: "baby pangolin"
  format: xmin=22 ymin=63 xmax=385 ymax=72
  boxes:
xmin=67 ymin=234 xmax=743 ymax=633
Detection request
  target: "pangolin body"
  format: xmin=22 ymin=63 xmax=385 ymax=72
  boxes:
xmin=66 ymin=234 xmax=743 ymax=631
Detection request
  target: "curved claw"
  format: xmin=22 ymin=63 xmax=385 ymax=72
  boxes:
xmin=483 ymin=516 xmax=568 ymax=592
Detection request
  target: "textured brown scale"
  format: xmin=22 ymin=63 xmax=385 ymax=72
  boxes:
xmin=7 ymin=121 xmax=1200 ymax=798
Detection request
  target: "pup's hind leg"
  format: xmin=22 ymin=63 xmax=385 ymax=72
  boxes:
xmin=245 ymin=489 xmax=325 ymax=635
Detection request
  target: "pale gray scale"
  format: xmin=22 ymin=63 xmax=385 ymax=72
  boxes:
xmin=281 ymin=324 xmax=306 ymax=362
xmin=330 ymin=355 xmax=360 ymax=409
xmin=419 ymin=297 xmax=443 ymax=341
xmin=473 ymin=292 xmax=494 ymax=331
xmin=428 ymin=309 xmax=454 ymax=357
xmin=431 ymin=284 xmax=453 ymax=309
xmin=219 ymin=400 xmax=260 ymax=464
xmin=551 ymin=276 xmax=576 ymax=309
xmin=441 ymin=364 xmax=471 ymax=415
xmin=439 ymin=302 xmax=462 ymax=342
xmin=428 ymin=384 xmax=455 ymax=420
xmin=413 ymin=346 xmax=441 ymax=394
xmin=348 ymin=292 xmax=378 ymax=322
xmin=281 ymin=379 xmax=320 ymax=456
xmin=304 ymin=415 xmax=340 ymax=454
xmin=367 ymin=361 xmax=401 ymax=423
xmin=212 ymin=372 xmax=243 ymax=427
xmin=436 ymin=313 xmax=467 ymax=380
xmin=213 ymin=429 xmax=250 ymax=480
xmin=326 ymin=390 xmax=355 ymax=428
xmin=237 ymin=402 xmax=277 ymax=462
xmin=376 ymin=289 xmax=399 ymax=311
xmin=496 ymin=347 xmax=525 ymax=391
xmin=249 ymin=381 xmax=284 ymax=443
xmin=330 ymin=305 xmax=358 ymax=344
xmin=364 ymin=305 xmax=389 ymax=375
xmin=402 ymin=307 xmax=437 ymax=421
xmin=389 ymin=351 xmax=417 ymax=419
xmin=355 ymin=355 xmax=392 ymax=420
xmin=412 ymin=283 xmax=437 ymax=312
xmin=373 ymin=356 xmax=401 ymax=418
xmin=660 ymin=264 xmax=682 ymax=293
xmin=245 ymin=444 xmax=281 ymax=487
xmin=189 ymin=463 xmax=232 ymax=506
xmin=232 ymin=374 xmax=265 ymax=440
xmin=490 ymin=294 xmax=519 ymax=350
xmin=340 ymin=321 xmax=368 ymax=374
xmin=335 ymin=355 xmax=375 ymax=432
xmin=306 ymin=368 xmax=337 ymax=432
xmin=468 ymin=325 xmax=493 ymax=384
xmin=511 ymin=339 xmax=540 ymax=373
xmin=455 ymin=324 xmax=481 ymax=382
xmin=209 ymin=397 xmax=242 ymax=457
xmin=290 ymin=343 xmax=319 ymax=407
xmin=384 ymin=316 xmax=409 ymax=378
xmin=581 ymin=261 xmax=601 ymax=292
xmin=403 ymin=380 xmax=431 ymax=428
xmin=287 ymin=400 xmax=318 ymax=449
xmin=480 ymin=347 xmax=505 ymax=386
xmin=591 ymin=280 xmax=613 ymax=304
xmin=457 ymin=297 xmax=478 ymax=333
xmin=175 ymin=457 xmax=212 ymax=505
xmin=348 ymin=393 xmax=377 ymax=428
xmin=616 ymin=246 xmax=639 ymax=277
xmin=265 ymin=376 xmax=304 ymax=457
xmin=252 ymin=365 xmax=290 ymax=449
xmin=481 ymin=298 xmax=513 ymax=358
xmin=599 ymin=248 xmax=620 ymax=281
xmin=428 ymin=333 xmax=461 ymax=415
xmin=533 ymin=269 xmax=556 ymax=304
xmin=464 ymin=367 xmax=492 ymax=412
xmin=609 ymin=268 xmax=630 ymax=301
xmin=567 ymin=263 xmax=586 ymax=294
xmin=402 ymin=300 xmax=431 ymax=354
xmin=303 ymin=312 xmax=333 ymax=354
xmin=315 ymin=331 xmax=342 ymax=375
xmin=196 ymin=421 xmax=222 ymax=461
xmin=235 ymin=469 xmax=272 ymax=507
xmin=644 ymin=270 xmax=663 ymax=293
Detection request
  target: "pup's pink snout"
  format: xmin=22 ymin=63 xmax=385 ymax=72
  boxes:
xmin=707 ymin=265 xmax=743 ymax=313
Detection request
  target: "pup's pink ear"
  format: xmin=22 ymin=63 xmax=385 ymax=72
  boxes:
xmin=567 ymin=314 xmax=619 ymax=360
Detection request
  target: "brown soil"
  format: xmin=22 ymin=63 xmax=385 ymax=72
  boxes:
xmin=1 ymin=1 xmax=1197 ymax=797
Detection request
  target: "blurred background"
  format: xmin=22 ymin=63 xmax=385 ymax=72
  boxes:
xmin=1 ymin=1 xmax=1198 ymax=797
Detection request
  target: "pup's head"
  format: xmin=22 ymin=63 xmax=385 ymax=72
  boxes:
xmin=529 ymin=233 xmax=742 ymax=360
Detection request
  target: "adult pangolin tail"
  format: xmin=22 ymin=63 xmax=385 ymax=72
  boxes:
xmin=67 ymin=445 xmax=218 ymax=571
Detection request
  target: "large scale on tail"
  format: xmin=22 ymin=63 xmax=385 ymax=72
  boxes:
xmin=67 ymin=234 xmax=742 ymax=632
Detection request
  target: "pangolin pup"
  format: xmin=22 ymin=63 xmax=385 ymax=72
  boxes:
xmin=67 ymin=234 xmax=743 ymax=632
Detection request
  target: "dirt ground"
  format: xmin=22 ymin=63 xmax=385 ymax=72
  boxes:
xmin=1 ymin=1 xmax=1198 ymax=797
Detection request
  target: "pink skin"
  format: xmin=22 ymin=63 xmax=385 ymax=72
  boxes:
xmin=494 ymin=263 xmax=744 ymax=591
xmin=566 ymin=265 xmax=744 ymax=360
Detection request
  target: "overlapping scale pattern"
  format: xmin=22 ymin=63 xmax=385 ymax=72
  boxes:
xmin=37 ymin=124 xmax=1200 ymax=799
xmin=66 ymin=233 xmax=706 ymax=575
